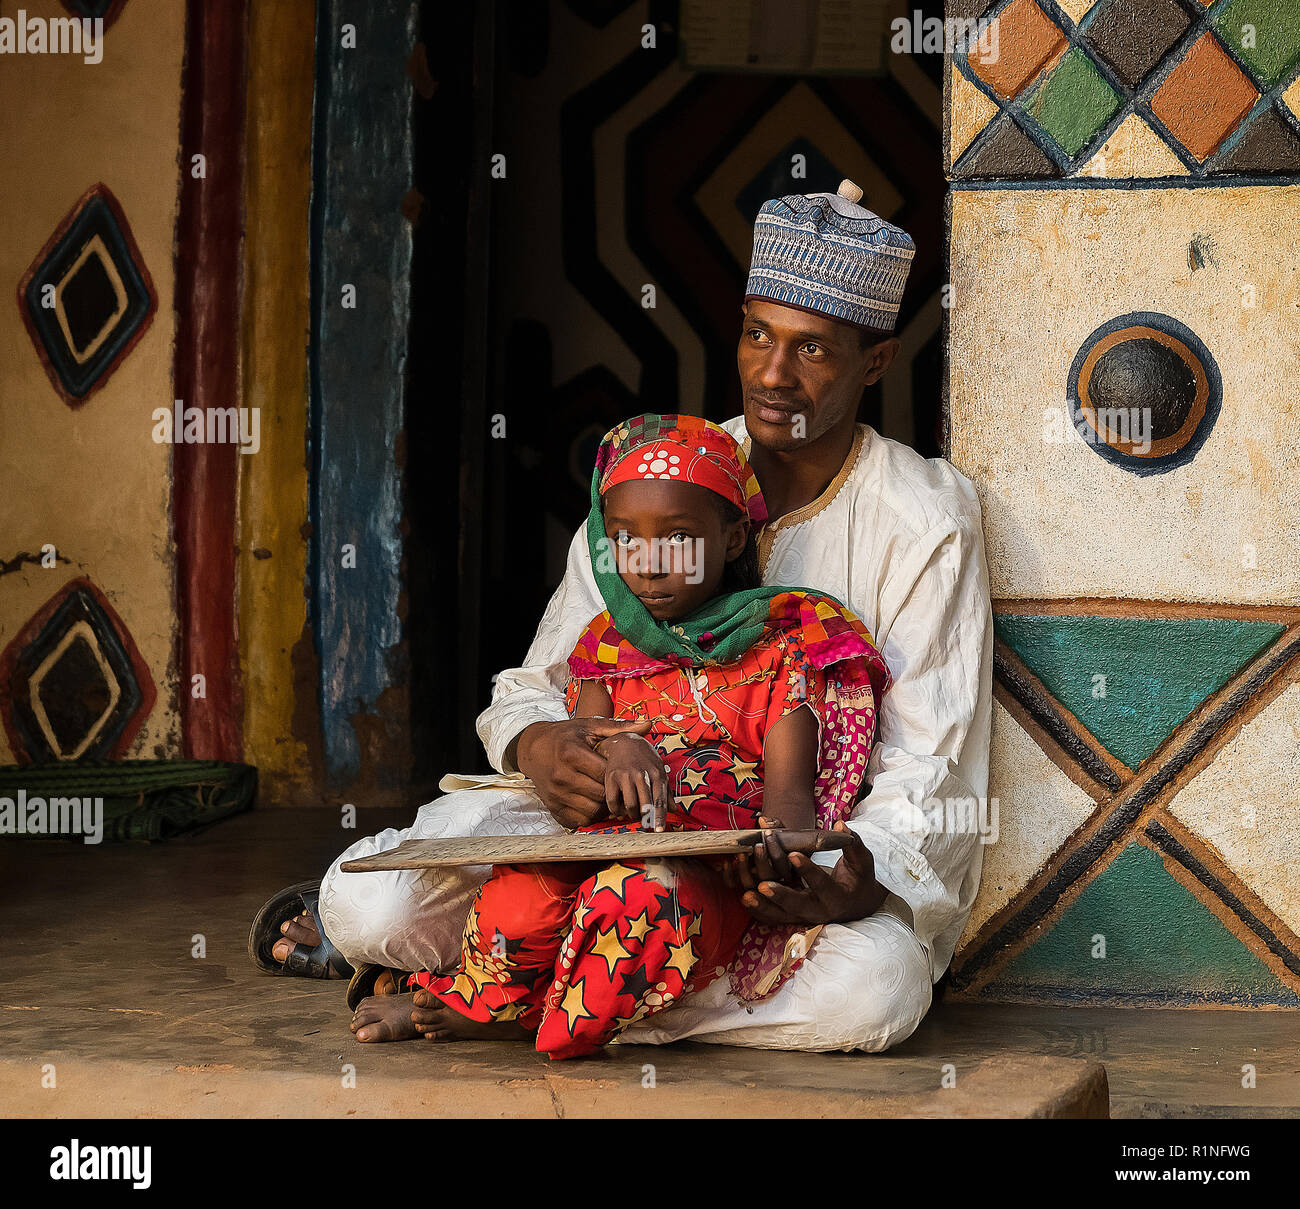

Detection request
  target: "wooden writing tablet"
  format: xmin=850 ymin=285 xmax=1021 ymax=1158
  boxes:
xmin=340 ymin=828 xmax=851 ymax=872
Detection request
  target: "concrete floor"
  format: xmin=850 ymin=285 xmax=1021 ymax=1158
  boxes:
xmin=2 ymin=808 xmax=1296 ymax=1118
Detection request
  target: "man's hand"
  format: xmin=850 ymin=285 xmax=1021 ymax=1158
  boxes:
xmin=515 ymin=717 xmax=652 ymax=827
xmin=597 ymin=732 xmax=671 ymax=832
xmin=723 ymin=817 xmax=888 ymax=926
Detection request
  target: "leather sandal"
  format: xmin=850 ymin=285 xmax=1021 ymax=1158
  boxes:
xmin=247 ymin=880 xmax=354 ymax=979
xmin=346 ymin=962 xmax=412 ymax=1009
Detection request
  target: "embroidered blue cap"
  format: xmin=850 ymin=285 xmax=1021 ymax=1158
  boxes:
xmin=744 ymin=179 xmax=915 ymax=335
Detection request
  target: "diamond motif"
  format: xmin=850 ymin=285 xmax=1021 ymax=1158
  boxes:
xmin=692 ymin=82 xmax=902 ymax=271
xmin=735 ymin=139 xmax=846 ymax=230
xmin=1151 ymin=32 xmax=1260 ymax=161
xmin=1083 ymin=0 xmax=1192 ymax=88
xmin=968 ymin=0 xmax=1068 ymax=100
xmin=1022 ymin=47 xmax=1122 ymax=157
xmin=0 ymin=579 xmax=155 ymax=762
xmin=1210 ymin=0 xmax=1300 ymax=88
xmin=18 ymin=184 xmax=157 ymax=407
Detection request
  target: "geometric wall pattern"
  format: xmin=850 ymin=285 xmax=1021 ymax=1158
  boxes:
xmin=945 ymin=84 xmax=1300 ymax=1011
xmin=951 ymin=0 xmax=1300 ymax=179
xmin=0 ymin=578 xmax=157 ymax=763
xmin=17 ymin=183 xmax=157 ymax=407
xmin=951 ymin=601 xmax=1300 ymax=1004
xmin=0 ymin=0 xmax=185 ymax=776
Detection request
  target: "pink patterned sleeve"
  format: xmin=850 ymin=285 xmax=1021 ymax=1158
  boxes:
xmin=763 ymin=632 xmax=825 ymax=735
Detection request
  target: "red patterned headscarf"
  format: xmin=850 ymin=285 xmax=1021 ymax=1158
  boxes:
xmin=597 ymin=414 xmax=767 ymax=525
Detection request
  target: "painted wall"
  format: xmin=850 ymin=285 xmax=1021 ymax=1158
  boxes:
xmin=0 ymin=1 xmax=324 ymax=806
xmin=944 ymin=0 xmax=1300 ymax=1004
xmin=0 ymin=0 xmax=185 ymax=764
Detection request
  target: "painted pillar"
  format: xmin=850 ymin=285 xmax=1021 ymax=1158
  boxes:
xmin=174 ymin=0 xmax=248 ymax=762
xmin=945 ymin=0 xmax=1300 ymax=1005
xmin=239 ymin=0 xmax=319 ymax=800
xmin=309 ymin=0 xmax=417 ymax=789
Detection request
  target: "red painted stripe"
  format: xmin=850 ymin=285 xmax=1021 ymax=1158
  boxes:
xmin=172 ymin=0 xmax=247 ymax=761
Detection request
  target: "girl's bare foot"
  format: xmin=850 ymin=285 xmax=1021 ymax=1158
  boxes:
xmin=409 ymin=987 xmax=531 ymax=1042
xmin=350 ymin=990 xmax=532 ymax=1043
xmin=351 ymin=992 xmax=423 ymax=1042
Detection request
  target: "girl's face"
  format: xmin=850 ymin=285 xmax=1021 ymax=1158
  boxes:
xmin=602 ymin=479 xmax=749 ymax=621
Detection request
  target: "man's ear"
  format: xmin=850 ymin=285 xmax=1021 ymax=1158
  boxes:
xmin=724 ymin=519 xmax=750 ymax=562
xmin=862 ymin=337 xmax=900 ymax=386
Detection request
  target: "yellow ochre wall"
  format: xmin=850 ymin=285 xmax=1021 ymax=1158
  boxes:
xmin=0 ymin=0 xmax=186 ymax=761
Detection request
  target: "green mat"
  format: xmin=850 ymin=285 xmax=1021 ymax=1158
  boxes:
xmin=0 ymin=760 xmax=256 ymax=842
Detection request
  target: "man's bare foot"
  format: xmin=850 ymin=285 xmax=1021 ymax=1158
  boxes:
xmin=351 ymin=992 xmax=424 ymax=1042
xmin=271 ymin=909 xmax=320 ymax=965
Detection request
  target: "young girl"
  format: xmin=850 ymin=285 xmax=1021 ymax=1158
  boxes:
xmin=351 ymin=415 xmax=890 ymax=1058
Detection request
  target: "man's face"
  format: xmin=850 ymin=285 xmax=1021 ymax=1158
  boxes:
xmin=737 ymin=298 xmax=897 ymax=452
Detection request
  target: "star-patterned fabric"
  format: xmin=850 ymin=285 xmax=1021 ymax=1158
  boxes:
xmin=411 ymin=858 xmax=748 ymax=1060
xmin=412 ymin=593 xmax=891 ymax=1056
xmin=468 ymin=416 xmax=991 ymax=1022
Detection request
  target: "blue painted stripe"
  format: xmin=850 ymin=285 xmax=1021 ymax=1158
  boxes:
xmin=309 ymin=0 xmax=417 ymax=781
xmin=951 ymin=175 xmax=1300 ymax=189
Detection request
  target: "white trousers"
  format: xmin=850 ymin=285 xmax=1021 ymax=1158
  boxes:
xmin=318 ymin=787 xmax=933 ymax=1054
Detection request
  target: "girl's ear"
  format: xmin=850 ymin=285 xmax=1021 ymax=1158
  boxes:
xmin=724 ymin=518 xmax=750 ymax=563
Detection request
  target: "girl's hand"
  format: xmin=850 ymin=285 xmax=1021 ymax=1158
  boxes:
xmin=595 ymin=732 xmax=672 ymax=831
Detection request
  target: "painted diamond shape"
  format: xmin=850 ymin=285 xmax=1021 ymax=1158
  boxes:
xmin=0 ymin=579 xmax=155 ymax=762
xmin=1151 ymin=32 xmax=1260 ymax=161
xmin=18 ymin=184 xmax=157 ymax=407
xmin=1082 ymin=0 xmax=1192 ymax=89
xmin=968 ymin=0 xmax=1068 ymax=100
xmin=952 ymin=602 xmax=1300 ymax=1005
xmin=735 ymin=139 xmax=845 ymax=230
xmin=1210 ymin=0 xmax=1300 ymax=88
xmin=1022 ymin=47 xmax=1122 ymax=158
